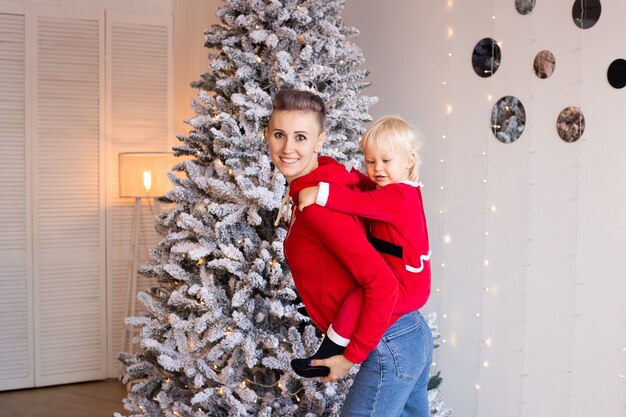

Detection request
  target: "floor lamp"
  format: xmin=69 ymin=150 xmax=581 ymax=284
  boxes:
xmin=118 ymin=152 xmax=176 ymax=355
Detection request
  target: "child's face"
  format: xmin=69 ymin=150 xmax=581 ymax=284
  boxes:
xmin=266 ymin=110 xmax=326 ymax=183
xmin=363 ymin=145 xmax=415 ymax=187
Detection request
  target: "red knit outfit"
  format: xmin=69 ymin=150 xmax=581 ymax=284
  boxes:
xmin=316 ymin=169 xmax=432 ymax=343
xmin=284 ymin=156 xmax=399 ymax=364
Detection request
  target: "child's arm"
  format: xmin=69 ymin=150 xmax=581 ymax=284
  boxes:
xmin=316 ymin=181 xmax=417 ymax=223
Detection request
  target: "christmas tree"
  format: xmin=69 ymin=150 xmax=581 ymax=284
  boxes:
xmin=117 ymin=1 xmax=450 ymax=416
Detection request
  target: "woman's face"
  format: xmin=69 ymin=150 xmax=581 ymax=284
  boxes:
xmin=266 ymin=110 xmax=326 ymax=183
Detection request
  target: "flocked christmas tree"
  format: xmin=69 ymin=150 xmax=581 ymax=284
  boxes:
xmin=117 ymin=1 xmax=450 ymax=416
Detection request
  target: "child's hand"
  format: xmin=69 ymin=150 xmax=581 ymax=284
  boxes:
xmin=298 ymin=186 xmax=319 ymax=211
xmin=311 ymin=355 xmax=355 ymax=383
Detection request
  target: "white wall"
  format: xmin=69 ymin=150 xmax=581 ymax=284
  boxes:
xmin=344 ymin=1 xmax=626 ymax=417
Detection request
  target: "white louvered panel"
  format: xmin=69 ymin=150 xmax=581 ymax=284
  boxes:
xmin=38 ymin=264 xmax=102 ymax=375
xmin=0 ymin=266 xmax=32 ymax=390
xmin=0 ymin=12 xmax=27 ymax=252
xmin=33 ymin=11 xmax=106 ymax=386
xmin=0 ymin=11 xmax=32 ymax=391
xmin=110 ymin=22 xmax=169 ymax=145
xmin=107 ymin=13 xmax=171 ymax=376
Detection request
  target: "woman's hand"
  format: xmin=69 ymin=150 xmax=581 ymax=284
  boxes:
xmin=298 ymin=186 xmax=319 ymax=211
xmin=310 ymin=355 xmax=355 ymax=383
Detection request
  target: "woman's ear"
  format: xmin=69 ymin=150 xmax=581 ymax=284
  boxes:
xmin=315 ymin=132 xmax=327 ymax=153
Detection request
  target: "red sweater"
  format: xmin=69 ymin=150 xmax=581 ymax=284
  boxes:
xmin=319 ymin=170 xmax=431 ymax=313
xmin=284 ymin=157 xmax=399 ymax=364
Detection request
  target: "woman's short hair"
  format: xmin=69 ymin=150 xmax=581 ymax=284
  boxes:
xmin=271 ymin=88 xmax=326 ymax=131
xmin=361 ymin=116 xmax=422 ymax=182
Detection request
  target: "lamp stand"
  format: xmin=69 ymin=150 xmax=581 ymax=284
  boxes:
xmin=121 ymin=197 xmax=142 ymax=356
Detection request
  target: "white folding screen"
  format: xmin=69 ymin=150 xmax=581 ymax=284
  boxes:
xmin=0 ymin=1 xmax=171 ymax=390
xmin=106 ymin=11 xmax=172 ymax=376
xmin=0 ymin=3 xmax=33 ymax=391
xmin=31 ymin=6 xmax=107 ymax=387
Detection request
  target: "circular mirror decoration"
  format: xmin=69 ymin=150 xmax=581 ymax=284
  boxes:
xmin=491 ymin=96 xmax=526 ymax=143
xmin=556 ymin=107 xmax=585 ymax=142
xmin=515 ymin=0 xmax=536 ymax=15
xmin=572 ymin=0 xmax=601 ymax=29
xmin=533 ymin=50 xmax=556 ymax=79
xmin=607 ymin=59 xmax=626 ymax=89
xmin=472 ymin=38 xmax=501 ymax=78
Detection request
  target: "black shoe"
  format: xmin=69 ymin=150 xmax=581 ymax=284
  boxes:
xmin=290 ymin=358 xmax=330 ymax=378
xmin=291 ymin=336 xmax=346 ymax=378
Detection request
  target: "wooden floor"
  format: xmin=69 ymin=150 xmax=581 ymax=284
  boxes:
xmin=0 ymin=379 xmax=128 ymax=417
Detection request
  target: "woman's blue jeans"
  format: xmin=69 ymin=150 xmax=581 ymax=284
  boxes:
xmin=340 ymin=311 xmax=433 ymax=417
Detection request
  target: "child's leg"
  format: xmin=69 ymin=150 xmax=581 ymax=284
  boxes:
xmin=291 ymin=289 xmax=364 ymax=378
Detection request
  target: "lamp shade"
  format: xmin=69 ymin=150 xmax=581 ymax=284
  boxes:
xmin=119 ymin=152 xmax=178 ymax=198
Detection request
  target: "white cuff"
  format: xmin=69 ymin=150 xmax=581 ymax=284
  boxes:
xmin=326 ymin=324 xmax=350 ymax=347
xmin=316 ymin=182 xmax=329 ymax=206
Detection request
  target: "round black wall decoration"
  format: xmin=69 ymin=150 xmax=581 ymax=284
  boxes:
xmin=607 ymin=59 xmax=626 ymax=89
xmin=472 ymin=38 xmax=501 ymax=78
xmin=572 ymin=0 xmax=601 ymax=29
xmin=515 ymin=0 xmax=536 ymax=15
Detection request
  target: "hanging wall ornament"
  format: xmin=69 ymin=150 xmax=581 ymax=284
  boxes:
xmin=607 ymin=59 xmax=626 ymax=89
xmin=533 ymin=50 xmax=556 ymax=79
xmin=515 ymin=0 xmax=536 ymax=15
xmin=491 ymin=96 xmax=526 ymax=143
xmin=556 ymin=107 xmax=585 ymax=142
xmin=472 ymin=38 xmax=501 ymax=78
xmin=572 ymin=0 xmax=602 ymax=29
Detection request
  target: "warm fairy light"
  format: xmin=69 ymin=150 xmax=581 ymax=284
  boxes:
xmin=485 ymin=287 xmax=490 ymax=292
xmin=490 ymin=205 xmax=497 ymax=212
xmin=484 ymin=338 xmax=492 ymax=347
xmin=492 ymin=15 xmax=496 ymax=19
xmin=448 ymin=52 xmax=452 ymax=57
xmin=442 ymin=314 xmax=447 ymax=319
xmin=218 ymin=387 xmax=224 ymax=395
xmin=436 ymin=288 xmax=441 ymax=292
xmin=447 ymin=26 xmax=454 ymax=38
xmin=475 ymin=384 xmax=480 ymax=390
xmin=440 ymin=186 xmax=445 ymax=190
xmin=441 ymin=263 xmax=445 ymax=267
xmin=197 ymin=258 xmax=205 ymax=266
xmin=484 ymin=259 xmax=489 ymax=266
xmin=240 ymin=381 xmax=246 ymax=388
xmin=483 ymin=361 xmax=489 ymax=368
xmin=442 ymin=134 xmax=447 ymax=139
xmin=443 ymin=235 xmax=452 ymax=243
xmin=475 ymin=313 xmax=481 ymax=317
xmin=255 ymin=56 xmax=262 ymax=64
xmin=446 ymin=104 xmax=453 ymax=114
xmin=228 ymin=169 xmax=234 ymax=176
xmin=440 ymin=159 xmax=445 ymax=163
xmin=442 ymin=81 xmax=447 ymax=85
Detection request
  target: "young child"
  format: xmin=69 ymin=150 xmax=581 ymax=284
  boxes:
xmin=291 ymin=115 xmax=432 ymax=378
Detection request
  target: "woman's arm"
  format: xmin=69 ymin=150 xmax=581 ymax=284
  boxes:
xmin=300 ymin=205 xmax=399 ymax=365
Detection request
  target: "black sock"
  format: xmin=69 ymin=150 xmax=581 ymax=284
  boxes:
xmin=291 ymin=336 xmax=346 ymax=378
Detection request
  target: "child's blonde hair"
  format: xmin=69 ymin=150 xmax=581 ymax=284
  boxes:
xmin=360 ymin=116 xmax=422 ymax=182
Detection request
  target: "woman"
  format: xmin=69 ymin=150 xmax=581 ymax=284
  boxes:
xmin=266 ymin=88 xmax=433 ymax=417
